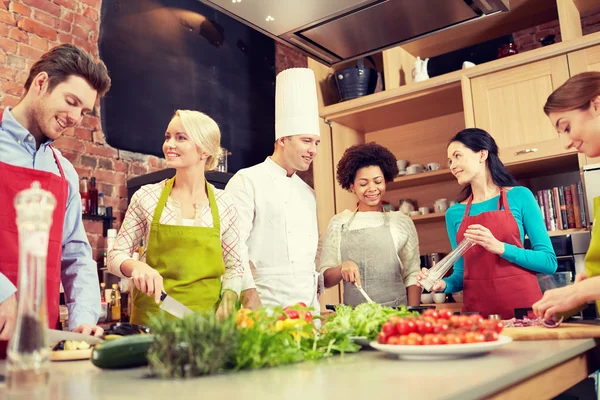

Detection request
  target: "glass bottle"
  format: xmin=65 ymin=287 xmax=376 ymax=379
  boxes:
xmin=79 ymin=177 xmax=89 ymax=215
xmin=89 ymin=177 xmax=98 ymax=216
xmin=7 ymin=181 xmax=56 ymax=393
xmin=111 ymin=284 xmax=121 ymax=322
xmin=97 ymin=193 xmax=106 ymax=216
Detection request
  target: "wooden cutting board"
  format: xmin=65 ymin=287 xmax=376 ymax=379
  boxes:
xmin=502 ymin=323 xmax=600 ymax=341
xmin=50 ymin=348 xmax=93 ymax=361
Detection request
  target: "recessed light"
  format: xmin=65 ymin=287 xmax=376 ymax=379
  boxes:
xmin=265 ymin=15 xmax=274 ymax=22
xmin=232 ymin=0 xmax=241 ymax=3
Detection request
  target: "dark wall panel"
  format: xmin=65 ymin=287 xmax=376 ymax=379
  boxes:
xmin=99 ymin=0 xmax=275 ymax=172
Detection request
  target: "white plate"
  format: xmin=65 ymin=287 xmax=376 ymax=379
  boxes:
xmin=349 ymin=336 xmax=371 ymax=347
xmin=369 ymin=335 xmax=512 ymax=360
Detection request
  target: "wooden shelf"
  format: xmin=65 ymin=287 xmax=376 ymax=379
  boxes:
xmin=386 ymin=153 xmax=580 ymax=192
xmin=389 ymin=169 xmax=453 ymax=191
xmin=547 ymin=228 xmax=590 ymax=237
xmin=410 ymin=212 xmax=445 ymax=223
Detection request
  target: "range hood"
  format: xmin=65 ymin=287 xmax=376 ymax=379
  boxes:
xmin=197 ymin=0 xmax=510 ymax=66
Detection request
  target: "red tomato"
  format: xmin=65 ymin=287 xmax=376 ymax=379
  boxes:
xmin=423 ymin=334 xmax=442 ymax=345
xmin=387 ymin=335 xmax=400 ymax=345
xmin=484 ymin=331 xmax=499 ymax=342
xmin=437 ymin=309 xmax=453 ymax=320
xmin=303 ymin=311 xmax=313 ymax=322
xmin=445 ymin=333 xmax=461 ymax=344
xmin=406 ymin=332 xmax=423 ymax=346
xmin=397 ymin=335 xmax=409 ymax=345
xmin=285 ymin=310 xmax=299 ymax=319
xmin=433 ymin=322 xmax=449 ymax=334
xmin=458 ymin=332 xmax=468 ymax=344
xmin=388 ymin=316 xmax=401 ymax=325
xmin=297 ymin=302 xmax=307 ymax=307
xmin=395 ymin=320 xmax=410 ymax=336
xmin=469 ymin=314 xmax=484 ymax=324
xmin=406 ymin=320 xmax=417 ymax=334
xmin=436 ymin=334 xmax=447 ymax=345
xmin=422 ymin=309 xmax=439 ymax=319
xmin=458 ymin=316 xmax=471 ymax=328
xmin=377 ymin=332 xmax=387 ymax=344
xmin=419 ymin=321 xmax=434 ymax=335
xmin=381 ymin=321 xmax=397 ymax=337
xmin=464 ymin=332 xmax=485 ymax=343
xmin=414 ymin=320 xmax=425 ymax=333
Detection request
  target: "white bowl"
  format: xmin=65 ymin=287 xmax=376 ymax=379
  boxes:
xmin=433 ymin=293 xmax=446 ymax=304
xmin=420 ymin=293 xmax=433 ymax=304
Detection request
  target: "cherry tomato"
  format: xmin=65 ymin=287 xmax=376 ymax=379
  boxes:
xmin=419 ymin=321 xmax=434 ymax=335
xmin=445 ymin=333 xmax=461 ymax=344
xmin=406 ymin=332 xmax=423 ymax=346
xmin=422 ymin=309 xmax=439 ymax=319
xmin=381 ymin=321 xmax=397 ymax=337
xmin=437 ymin=309 xmax=453 ymax=320
xmin=423 ymin=334 xmax=442 ymax=345
xmin=433 ymin=322 xmax=449 ymax=334
xmin=484 ymin=331 xmax=499 ymax=342
xmin=395 ymin=320 xmax=410 ymax=336
xmin=406 ymin=320 xmax=417 ymax=334
xmin=436 ymin=334 xmax=447 ymax=345
xmin=302 ymin=311 xmax=313 ymax=322
xmin=469 ymin=314 xmax=484 ymax=325
xmin=397 ymin=335 xmax=409 ymax=345
xmin=297 ymin=302 xmax=307 ymax=307
xmin=285 ymin=310 xmax=299 ymax=319
xmin=387 ymin=335 xmax=400 ymax=345
xmin=377 ymin=332 xmax=387 ymax=344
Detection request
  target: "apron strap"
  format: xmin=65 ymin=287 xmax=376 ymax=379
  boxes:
xmin=464 ymin=195 xmax=473 ymax=216
xmin=498 ymin=189 xmax=510 ymax=211
xmin=151 ymin=177 xmax=175 ymax=228
xmin=206 ymin=181 xmax=220 ymax=231
xmin=48 ymin=145 xmax=66 ymax=179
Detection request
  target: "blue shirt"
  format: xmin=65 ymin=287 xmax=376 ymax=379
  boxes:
xmin=0 ymin=108 xmax=100 ymax=330
xmin=443 ymin=186 xmax=558 ymax=293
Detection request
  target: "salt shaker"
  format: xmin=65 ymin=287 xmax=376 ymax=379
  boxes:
xmin=7 ymin=181 xmax=56 ymax=393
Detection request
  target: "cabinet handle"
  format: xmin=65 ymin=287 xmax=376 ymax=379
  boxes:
xmin=514 ymin=148 xmax=538 ymax=156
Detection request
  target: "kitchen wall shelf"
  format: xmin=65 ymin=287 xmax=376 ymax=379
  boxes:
xmin=547 ymin=228 xmax=590 ymax=237
xmin=410 ymin=212 xmax=446 ymax=223
xmin=82 ymin=211 xmax=115 ymax=237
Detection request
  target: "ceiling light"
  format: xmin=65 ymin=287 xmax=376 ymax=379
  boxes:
xmin=265 ymin=15 xmax=274 ymax=22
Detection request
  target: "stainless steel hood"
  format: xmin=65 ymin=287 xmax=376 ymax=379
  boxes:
xmin=197 ymin=0 xmax=510 ymax=66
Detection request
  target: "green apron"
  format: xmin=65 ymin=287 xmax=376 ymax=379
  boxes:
xmin=585 ymin=197 xmax=600 ymax=314
xmin=130 ymin=177 xmax=225 ymax=326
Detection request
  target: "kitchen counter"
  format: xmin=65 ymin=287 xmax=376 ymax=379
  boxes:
xmin=0 ymin=339 xmax=598 ymax=400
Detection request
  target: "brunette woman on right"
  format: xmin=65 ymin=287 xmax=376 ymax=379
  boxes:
xmin=534 ymin=71 xmax=600 ymax=321
xmin=417 ymin=128 xmax=556 ymax=319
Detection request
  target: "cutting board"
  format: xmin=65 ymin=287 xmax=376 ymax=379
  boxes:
xmin=50 ymin=348 xmax=93 ymax=361
xmin=502 ymin=323 xmax=600 ymax=341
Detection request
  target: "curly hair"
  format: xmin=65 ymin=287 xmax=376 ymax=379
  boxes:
xmin=336 ymin=142 xmax=399 ymax=190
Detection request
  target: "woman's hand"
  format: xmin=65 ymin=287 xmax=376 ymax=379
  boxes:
xmin=416 ymin=268 xmax=446 ymax=292
xmin=130 ymin=262 xmax=164 ymax=304
xmin=464 ymin=224 xmax=504 ymax=255
xmin=216 ymin=290 xmax=238 ymax=321
xmin=340 ymin=261 xmax=362 ymax=288
xmin=532 ymin=285 xmax=586 ymax=321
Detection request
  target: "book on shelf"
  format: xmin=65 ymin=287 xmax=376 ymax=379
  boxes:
xmin=533 ymin=182 xmax=587 ymax=232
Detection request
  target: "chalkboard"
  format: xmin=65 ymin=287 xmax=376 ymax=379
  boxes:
xmin=99 ymin=0 xmax=276 ymax=172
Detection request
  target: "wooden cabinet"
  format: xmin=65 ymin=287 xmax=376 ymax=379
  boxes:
xmin=568 ymin=44 xmax=600 ymax=165
xmin=470 ymin=56 xmax=575 ymax=164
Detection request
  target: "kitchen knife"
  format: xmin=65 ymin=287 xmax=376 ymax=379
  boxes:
xmin=159 ymin=291 xmax=194 ymax=319
xmin=47 ymin=329 xmax=104 ymax=346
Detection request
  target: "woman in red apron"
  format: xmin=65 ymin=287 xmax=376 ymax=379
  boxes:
xmin=418 ymin=128 xmax=557 ymax=319
xmin=534 ymin=72 xmax=600 ymax=320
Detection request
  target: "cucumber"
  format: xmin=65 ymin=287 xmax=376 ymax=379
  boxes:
xmin=91 ymin=334 xmax=155 ymax=369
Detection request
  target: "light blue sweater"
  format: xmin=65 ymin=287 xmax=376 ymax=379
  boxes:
xmin=443 ymin=186 xmax=557 ymax=293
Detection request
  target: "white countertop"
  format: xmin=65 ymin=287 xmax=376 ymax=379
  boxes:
xmin=0 ymin=339 xmax=596 ymax=400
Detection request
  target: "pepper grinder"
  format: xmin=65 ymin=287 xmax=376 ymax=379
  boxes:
xmin=7 ymin=181 xmax=56 ymax=393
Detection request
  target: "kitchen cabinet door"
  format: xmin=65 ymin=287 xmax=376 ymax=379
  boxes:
xmin=470 ymin=56 xmax=574 ymax=164
xmin=568 ymin=44 xmax=600 ymax=166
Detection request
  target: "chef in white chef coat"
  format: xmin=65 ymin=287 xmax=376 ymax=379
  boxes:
xmin=225 ymin=67 xmax=321 ymax=315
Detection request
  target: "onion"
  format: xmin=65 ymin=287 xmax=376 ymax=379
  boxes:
xmin=542 ymin=316 xmax=564 ymax=329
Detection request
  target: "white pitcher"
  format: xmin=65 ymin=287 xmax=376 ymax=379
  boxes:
xmin=412 ymin=57 xmax=429 ymax=83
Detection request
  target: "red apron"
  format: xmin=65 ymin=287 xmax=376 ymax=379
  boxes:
xmin=457 ymin=190 xmax=542 ymax=319
xmin=0 ymin=110 xmax=68 ymax=357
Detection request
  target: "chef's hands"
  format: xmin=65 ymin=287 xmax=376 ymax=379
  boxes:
xmin=416 ymin=269 xmax=446 ymax=292
xmin=130 ymin=262 xmax=164 ymax=304
xmin=464 ymin=224 xmax=504 ymax=255
xmin=532 ymin=284 xmax=585 ymax=321
xmin=72 ymin=323 xmax=104 ymax=338
xmin=0 ymin=293 xmax=17 ymax=340
xmin=216 ymin=290 xmax=238 ymax=321
xmin=340 ymin=261 xmax=362 ymax=288
xmin=240 ymin=289 xmax=262 ymax=310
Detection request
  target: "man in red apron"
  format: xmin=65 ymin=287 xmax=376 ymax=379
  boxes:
xmin=0 ymin=45 xmax=111 ymax=354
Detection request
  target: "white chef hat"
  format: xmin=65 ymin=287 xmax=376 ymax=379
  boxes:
xmin=275 ymin=67 xmax=320 ymax=140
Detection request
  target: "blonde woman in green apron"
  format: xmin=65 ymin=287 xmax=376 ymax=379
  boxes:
xmin=533 ymin=71 xmax=600 ymax=320
xmin=319 ymin=143 xmax=422 ymax=307
xmin=107 ymin=110 xmax=243 ymax=325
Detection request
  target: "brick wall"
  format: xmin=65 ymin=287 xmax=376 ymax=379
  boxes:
xmin=514 ymin=7 xmax=600 ymax=52
xmin=0 ymin=0 xmax=167 ymax=260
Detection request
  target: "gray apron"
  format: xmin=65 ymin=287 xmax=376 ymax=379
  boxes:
xmin=340 ymin=210 xmax=407 ymax=307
